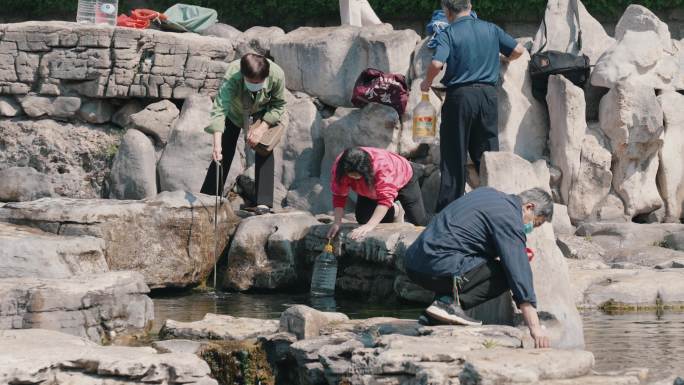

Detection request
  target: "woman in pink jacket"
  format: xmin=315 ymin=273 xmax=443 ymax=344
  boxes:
xmin=327 ymin=147 xmax=427 ymax=240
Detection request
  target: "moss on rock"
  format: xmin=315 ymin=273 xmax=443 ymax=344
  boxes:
xmin=199 ymin=340 xmax=275 ymax=385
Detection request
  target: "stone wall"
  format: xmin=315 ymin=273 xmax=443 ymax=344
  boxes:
xmin=0 ymin=21 xmax=233 ymax=99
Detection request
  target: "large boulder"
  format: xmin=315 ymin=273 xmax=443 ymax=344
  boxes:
xmin=615 ymin=5 xmax=673 ymax=52
xmin=235 ymin=26 xmax=286 ymax=57
xmin=576 ymin=222 xmax=684 ymax=249
xmin=0 ymin=329 xmax=216 ymax=384
xmin=158 ymin=95 xmax=218 ymax=193
xmin=0 ymin=272 xmax=153 ymax=342
xmin=592 ymin=30 xmax=679 ymax=90
xmin=279 ymin=305 xmax=349 ymax=340
xmin=18 ymin=95 xmax=81 ymax=119
xmin=481 ymin=152 xmax=584 ymax=349
xmin=479 ymin=152 xmax=551 ymax=194
xmin=0 ymin=118 xmax=121 ymax=199
xmin=547 ymin=75 xmax=611 ymax=223
xmin=657 ymin=91 xmax=684 ymax=222
xmin=0 ymin=167 xmax=55 ymax=202
xmin=159 ymin=313 xmax=279 ymax=341
xmin=201 ymin=23 xmax=243 ymax=40
xmin=0 ymin=96 xmax=22 ymax=116
xmin=531 ymin=0 xmax=615 ymax=66
xmin=111 ymin=100 xmax=144 ymax=128
xmin=602 ymin=246 xmax=684 ymax=268
xmin=285 ymin=177 xmax=331 ymax=214
xmin=592 ymin=6 xmax=679 ymax=90
xmin=78 ymin=99 xmax=115 ymax=124
xmin=0 ymin=222 xmax=107 ymax=279
xmin=108 ymin=129 xmax=157 ymax=200
xmin=0 ymin=191 xmax=240 ymax=289
xmin=581 ymin=269 xmax=684 ymax=310
xmin=275 ymin=91 xmax=324 ymax=192
xmin=497 ymin=48 xmax=549 ymax=161
xmin=599 ymin=80 xmax=664 ymax=218
xmin=271 ymin=24 xmax=420 ymax=107
xmin=128 ymin=100 xmax=180 ymax=146
xmin=223 ymin=211 xmax=320 ymax=291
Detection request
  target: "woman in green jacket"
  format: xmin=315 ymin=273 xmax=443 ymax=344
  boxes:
xmin=200 ymin=53 xmax=286 ymax=212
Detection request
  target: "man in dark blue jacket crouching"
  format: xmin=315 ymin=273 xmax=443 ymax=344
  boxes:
xmin=404 ymin=187 xmax=553 ymax=348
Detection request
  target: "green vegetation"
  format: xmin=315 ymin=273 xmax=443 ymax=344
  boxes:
xmin=5 ymin=0 xmax=684 ymax=30
xmin=199 ymin=340 xmax=275 ymax=385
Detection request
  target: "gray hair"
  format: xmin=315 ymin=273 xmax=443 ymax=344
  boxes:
xmin=441 ymin=0 xmax=472 ymax=14
xmin=518 ymin=188 xmax=554 ymax=221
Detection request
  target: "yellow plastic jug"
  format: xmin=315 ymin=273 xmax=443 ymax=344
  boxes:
xmin=412 ymin=92 xmax=437 ymax=143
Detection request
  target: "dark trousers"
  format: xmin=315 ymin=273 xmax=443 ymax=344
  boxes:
xmin=355 ymin=163 xmax=427 ymax=227
xmin=436 ymin=84 xmax=499 ymax=212
xmin=200 ymin=119 xmax=274 ymax=207
xmin=406 ymin=259 xmax=509 ymax=310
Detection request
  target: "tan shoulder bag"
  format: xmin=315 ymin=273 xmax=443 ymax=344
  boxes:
xmin=242 ymin=91 xmax=284 ymax=157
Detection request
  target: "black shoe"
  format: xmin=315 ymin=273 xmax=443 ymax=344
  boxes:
xmin=418 ymin=310 xmax=447 ymax=326
xmin=425 ymin=300 xmax=482 ymax=326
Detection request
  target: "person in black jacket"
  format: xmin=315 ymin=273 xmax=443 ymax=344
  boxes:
xmin=404 ymin=187 xmax=553 ymax=349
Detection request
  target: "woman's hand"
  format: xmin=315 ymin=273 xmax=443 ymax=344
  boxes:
xmin=349 ymin=224 xmax=375 ymax=240
xmin=327 ymin=222 xmax=341 ymax=239
xmin=247 ymin=121 xmax=269 ymax=148
xmin=212 ymin=132 xmax=223 ymax=161
xmin=212 ymin=145 xmax=223 ymax=161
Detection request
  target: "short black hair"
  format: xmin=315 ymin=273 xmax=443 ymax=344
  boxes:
xmin=240 ymin=53 xmax=270 ymax=81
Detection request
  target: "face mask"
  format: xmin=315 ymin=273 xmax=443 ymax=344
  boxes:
xmin=523 ymin=222 xmax=534 ymax=235
xmin=244 ymin=80 xmax=264 ymax=92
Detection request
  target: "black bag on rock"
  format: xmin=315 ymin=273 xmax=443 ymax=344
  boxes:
xmin=529 ymin=0 xmax=591 ymax=102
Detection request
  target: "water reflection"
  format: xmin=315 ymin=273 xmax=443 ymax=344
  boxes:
xmin=582 ymin=310 xmax=684 ymax=380
xmin=152 ymin=291 xmax=423 ymax=333
xmin=152 ymin=292 xmax=684 ymax=380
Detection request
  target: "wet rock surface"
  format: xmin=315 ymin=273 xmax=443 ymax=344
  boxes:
xmin=0 ymin=191 xmax=240 ymax=289
xmin=0 ymin=329 xmax=217 ymax=384
xmin=158 ymin=307 xmax=639 ymax=385
xmin=160 ymin=313 xmax=279 ymax=341
xmin=0 ymin=222 xmax=107 ymax=279
xmin=0 ymin=271 xmax=153 ymax=342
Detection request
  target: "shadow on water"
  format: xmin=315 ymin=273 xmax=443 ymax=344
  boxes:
xmin=152 ymin=291 xmax=684 ymax=380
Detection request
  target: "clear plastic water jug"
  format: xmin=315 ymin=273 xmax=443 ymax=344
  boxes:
xmin=412 ymin=92 xmax=437 ymax=143
xmin=310 ymin=243 xmax=338 ymax=297
xmin=77 ymin=0 xmax=119 ymax=26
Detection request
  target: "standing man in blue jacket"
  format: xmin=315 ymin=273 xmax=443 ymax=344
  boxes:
xmin=404 ymin=187 xmax=553 ymax=348
xmin=421 ymin=0 xmax=525 ymax=211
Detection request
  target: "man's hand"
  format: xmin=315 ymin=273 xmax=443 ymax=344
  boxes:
xmin=530 ymin=326 xmax=550 ymax=349
xmin=420 ymin=79 xmax=431 ymax=93
xmin=327 ymin=222 xmax=341 ymax=239
xmin=519 ymin=302 xmax=549 ymax=349
xmin=349 ymin=224 xmax=375 ymax=240
xmin=247 ymin=121 xmax=269 ymax=148
xmin=422 ymin=60 xmax=444 ymax=93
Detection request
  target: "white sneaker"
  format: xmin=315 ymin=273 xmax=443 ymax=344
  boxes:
xmin=255 ymin=205 xmax=271 ymax=215
xmin=393 ymin=201 xmax=405 ymax=223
